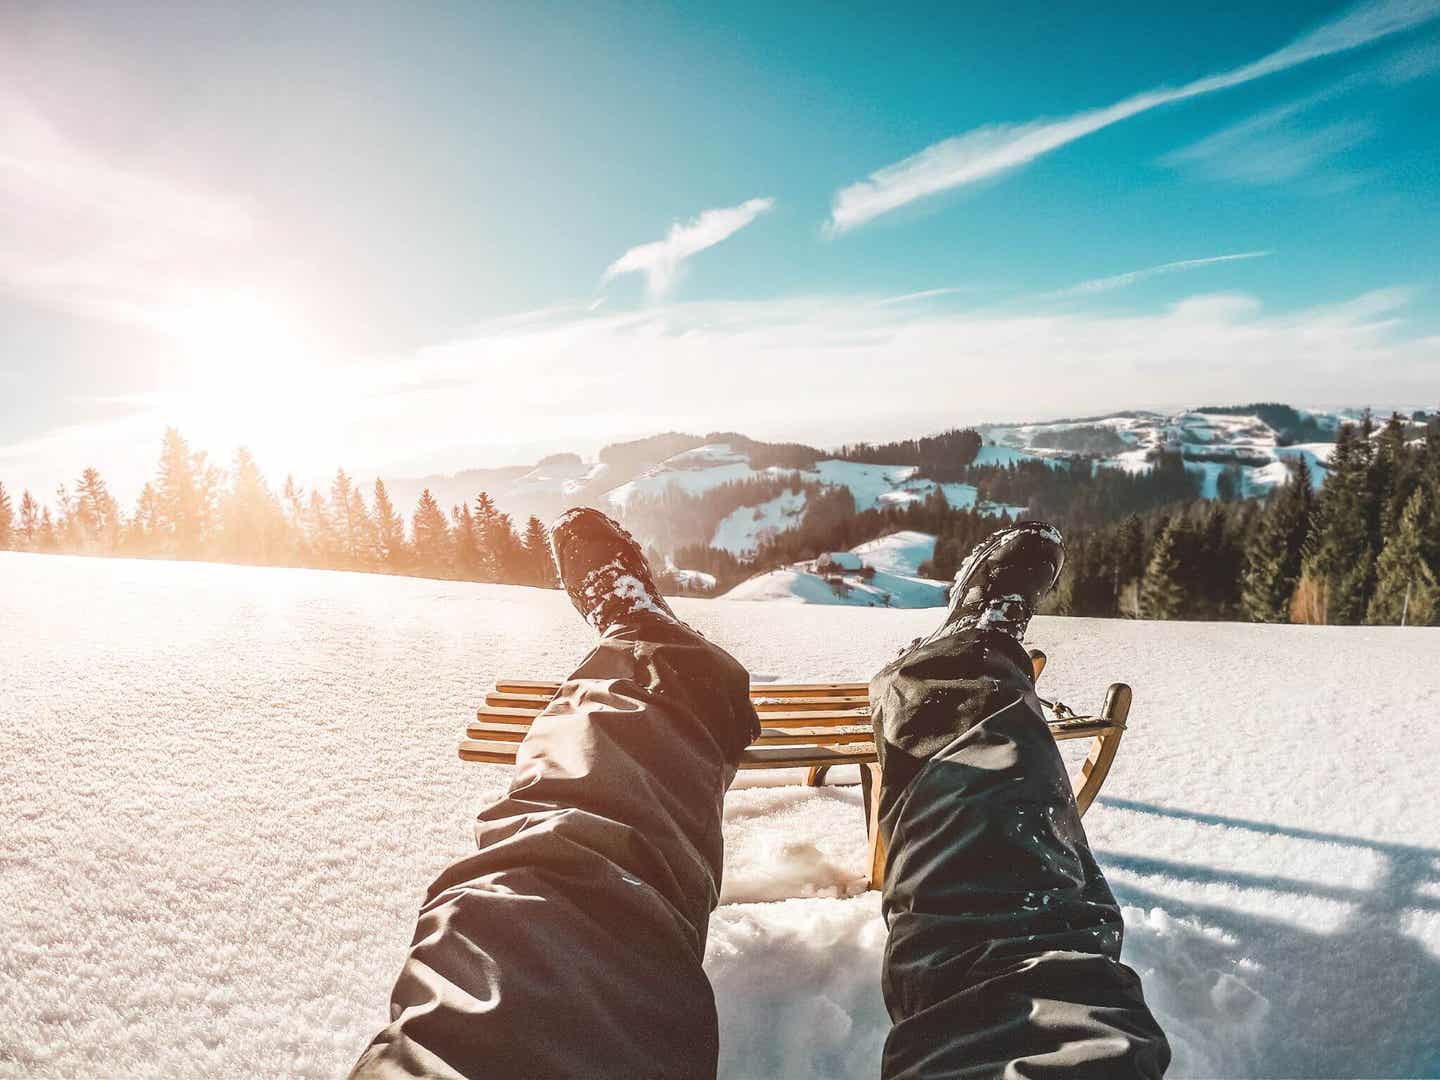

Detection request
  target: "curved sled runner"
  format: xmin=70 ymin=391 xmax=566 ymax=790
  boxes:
xmin=457 ymin=649 xmax=1130 ymax=890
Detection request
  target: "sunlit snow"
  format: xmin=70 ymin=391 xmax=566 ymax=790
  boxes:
xmin=3 ymin=553 xmax=1438 ymax=1078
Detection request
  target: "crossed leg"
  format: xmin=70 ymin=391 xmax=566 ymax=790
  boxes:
xmin=351 ymin=617 xmax=754 ymax=1079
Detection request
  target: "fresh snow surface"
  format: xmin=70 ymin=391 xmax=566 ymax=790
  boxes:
xmin=722 ymin=565 xmax=949 ymax=608
xmin=724 ymin=532 xmax=950 ymax=608
xmin=4 ymin=553 xmax=1440 ymax=1078
xmin=712 ymin=490 xmax=808 ymax=556
xmin=848 ymin=531 xmax=936 ymax=577
xmin=670 ymin=568 xmax=718 ymax=591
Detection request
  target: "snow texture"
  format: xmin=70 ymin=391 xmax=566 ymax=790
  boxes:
xmin=847 ymin=531 xmax=936 ymax=577
xmin=3 ymin=553 xmax=1440 ymax=1078
xmin=712 ymin=490 xmax=808 ymax=556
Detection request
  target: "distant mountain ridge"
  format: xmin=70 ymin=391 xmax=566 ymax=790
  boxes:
xmin=383 ymin=403 xmax=1422 ymax=556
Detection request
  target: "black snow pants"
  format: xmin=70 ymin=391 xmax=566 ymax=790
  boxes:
xmin=351 ymin=618 xmax=1170 ymax=1079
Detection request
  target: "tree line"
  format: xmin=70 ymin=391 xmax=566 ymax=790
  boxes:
xmin=669 ymin=412 xmax=1438 ymax=625
xmin=0 ymin=428 xmax=557 ymax=587
xmin=932 ymin=412 xmax=1439 ymax=625
xmin=4 ymin=413 xmax=1435 ymax=625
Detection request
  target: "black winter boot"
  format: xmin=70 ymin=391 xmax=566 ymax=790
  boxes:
xmin=549 ymin=507 xmax=680 ymax=633
xmin=921 ymin=520 xmax=1065 ymax=649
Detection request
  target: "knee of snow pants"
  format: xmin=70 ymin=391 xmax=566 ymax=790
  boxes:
xmin=351 ymin=617 xmax=759 ymax=1080
xmin=870 ymin=629 xmax=1172 ymax=1079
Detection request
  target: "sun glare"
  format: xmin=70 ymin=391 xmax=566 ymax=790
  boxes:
xmin=166 ymin=289 xmax=308 ymax=380
xmin=156 ymin=287 xmax=338 ymax=476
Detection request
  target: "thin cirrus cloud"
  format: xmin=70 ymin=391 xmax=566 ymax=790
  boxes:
xmin=829 ymin=0 xmax=1440 ymax=232
xmin=602 ymin=196 xmax=775 ymax=299
xmin=1164 ymin=99 xmax=1375 ymax=186
xmin=1048 ymin=250 xmax=1275 ymax=297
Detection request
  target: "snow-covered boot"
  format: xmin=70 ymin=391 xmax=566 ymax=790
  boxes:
xmin=922 ymin=520 xmax=1065 ymax=649
xmin=549 ymin=507 xmax=681 ymax=633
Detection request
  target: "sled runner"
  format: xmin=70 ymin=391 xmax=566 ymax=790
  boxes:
xmin=458 ymin=649 xmax=1130 ymax=890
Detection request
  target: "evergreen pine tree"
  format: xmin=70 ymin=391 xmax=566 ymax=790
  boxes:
xmin=1371 ymin=412 xmax=1409 ymax=543
xmin=128 ymin=483 xmax=159 ymax=554
xmin=411 ymin=489 xmax=451 ymax=575
xmin=1420 ymin=414 xmax=1440 ymax=572
xmin=223 ymin=448 xmax=276 ymax=562
xmin=281 ymin=476 xmax=308 ymax=560
xmin=1141 ymin=518 xmax=1186 ymax=620
xmin=1112 ymin=515 xmax=1145 ymax=616
xmin=1366 ymin=489 xmax=1437 ymax=625
xmin=372 ymin=479 xmax=407 ymax=568
xmin=347 ymin=487 xmax=378 ymax=567
xmin=521 ymin=515 xmax=556 ymax=586
xmin=1303 ymin=422 xmax=1374 ymax=623
xmin=74 ymin=467 xmax=120 ymax=553
xmin=155 ymin=428 xmax=203 ymax=556
xmin=18 ymin=490 xmax=40 ymax=550
xmin=452 ymin=504 xmax=480 ymax=578
xmin=471 ymin=492 xmax=502 ymax=581
xmin=306 ymin=491 xmax=340 ymax=564
xmin=53 ymin=483 xmax=79 ymax=551
xmin=490 ymin=511 xmax=523 ymax=582
xmin=1242 ymin=459 xmax=1312 ymax=622
xmin=0 ymin=481 xmax=12 ymax=550
xmin=38 ymin=506 xmax=58 ymax=551
xmin=330 ymin=469 xmax=360 ymax=567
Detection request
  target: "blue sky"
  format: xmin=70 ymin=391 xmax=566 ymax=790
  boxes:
xmin=2 ymin=0 xmax=1438 ymax=497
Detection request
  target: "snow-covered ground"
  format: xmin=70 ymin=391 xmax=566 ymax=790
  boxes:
xmin=3 ymin=553 xmax=1439 ymax=1078
xmin=722 ymin=564 xmax=949 ymax=608
xmin=723 ymin=530 xmax=950 ymax=608
xmin=712 ymin=490 xmax=808 ymax=556
xmin=848 ymin=530 xmax=935 ymax=576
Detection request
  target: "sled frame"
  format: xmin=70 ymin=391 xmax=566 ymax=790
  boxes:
xmin=458 ymin=649 xmax=1130 ymax=891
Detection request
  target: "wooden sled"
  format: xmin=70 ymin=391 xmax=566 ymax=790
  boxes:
xmin=457 ymin=649 xmax=1130 ymax=891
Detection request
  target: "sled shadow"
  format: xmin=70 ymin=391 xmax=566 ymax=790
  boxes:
xmin=1093 ymin=797 xmax=1440 ymax=1078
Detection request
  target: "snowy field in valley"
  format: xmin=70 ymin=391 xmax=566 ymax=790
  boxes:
xmin=3 ymin=553 xmax=1439 ymax=1078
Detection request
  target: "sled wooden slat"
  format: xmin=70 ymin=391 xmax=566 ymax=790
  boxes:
xmin=477 ymin=704 xmax=872 ymax=725
xmin=485 ymin=691 xmax=871 ymax=712
xmin=459 ymin=737 xmax=877 ymax=770
xmin=465 ymin=650 xmax=1134 ymax=892
xmin=494 ymin=679 xmax=869 ymax=698
xmin=468 ymin=719 xmax=874 ymax=747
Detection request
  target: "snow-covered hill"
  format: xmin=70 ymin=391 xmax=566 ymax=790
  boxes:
xmin=849 ymin=530 xmax=937 ymax=576
xmin=381 ymin=406 xmax=1399 ymax=562
xmin=2 ymin=553 xmax=1438 ymax=1078
xmin=606 ymin=443 xmax=1029 ymax=518
xmin=723 ymin=530 xmax=950 ymax=607
xmin=981 ymin=407 xmax=1345 ymax=497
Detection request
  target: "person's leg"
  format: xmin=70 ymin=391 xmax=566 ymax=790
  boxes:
xmin=352 ymin=511 xmax=758 ymax=1079
xmin=871 ymin=524 xmax=1170 ymax=1079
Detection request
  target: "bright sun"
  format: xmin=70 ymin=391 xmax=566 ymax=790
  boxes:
xmin=166 ymin=289 xmax=308 ymax=381
xmin=158 ymin=287 xmax=335 ymax=475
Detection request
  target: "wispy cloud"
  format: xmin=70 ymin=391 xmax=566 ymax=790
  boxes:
xmin=1376 ymin=35 xmax=1440 ymax=81
xmin=829 ymin=0 xmax=1440 ymax=231
xmin=1165 ymin=98 xmax=1374 ymax=186
xmin=873 ymin=285 xmax=976 ymax=306
xmin=603 ymin=197 xmax=775 ymax=299
xmin=1049 ymin=250 xmax=1275 ymax=297
xmin=0 ymin=90 xmax=259 ymax=331
xmin=7 ymin=284 xmax=1433 ymax=501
